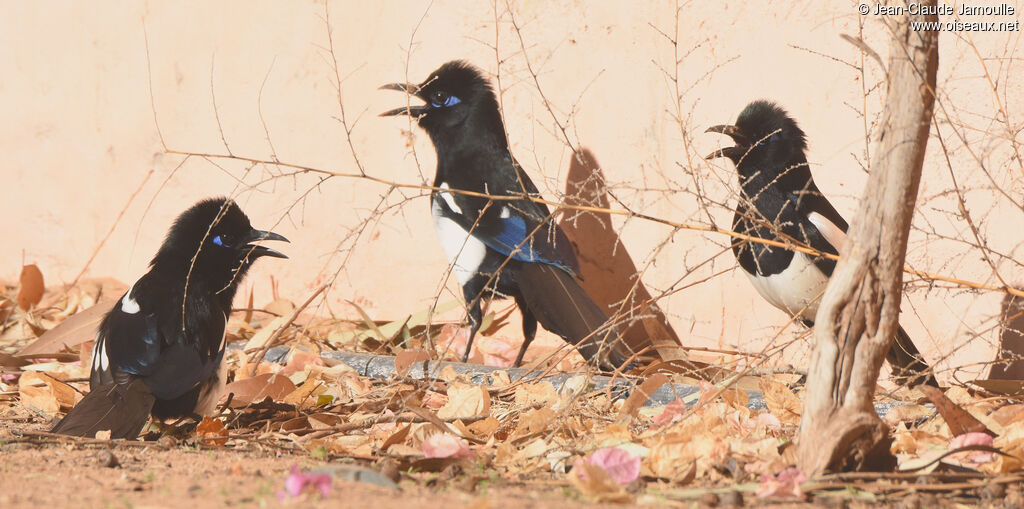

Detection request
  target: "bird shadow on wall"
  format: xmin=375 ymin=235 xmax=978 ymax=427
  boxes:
xmin=557 ymin=148 xmax=732 ymax=381
xmin=989 ymin=291 xmax=1024 ymax=380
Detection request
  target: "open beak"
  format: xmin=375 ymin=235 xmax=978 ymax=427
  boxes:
xmin=705 ymin=124 xmax=751 ymax=160
xmin=379 ymin=82 xmax=428 ymax=117
xmin=244 ymin=229 xmax=289 ymax=259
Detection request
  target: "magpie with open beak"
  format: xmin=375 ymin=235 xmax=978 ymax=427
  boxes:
xmin=706 ymin=100 xmax=936 ymax=386
xmin=51 ymin=197 xmax=289 ymax=438
xmin=381 ymin=61 xmax=629 ymax=370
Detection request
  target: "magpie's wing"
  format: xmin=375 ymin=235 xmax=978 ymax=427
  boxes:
xmin=437 ymin=158 xmax=581 ymax=276
xmin=785 ymin=184 xmax=850 ymax=275
xmin=91 ymin=289 xmax=161 ymax=389
xmin=94 ymin=282 xmax=226 ymax=401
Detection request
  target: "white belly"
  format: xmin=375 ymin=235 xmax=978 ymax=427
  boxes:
xmin=432 ymin=201 xmax=487 ymax=287
xmin=746 ymin=251 xmax=830 ymax=320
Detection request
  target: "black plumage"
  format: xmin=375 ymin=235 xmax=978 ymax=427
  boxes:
xmin=382 ymin=61 xmax=628 ymax=370
xmin=51 ymin=198 xmax=288 ymax=438
xmin=706 ymin=100 xmax=936 ymax=386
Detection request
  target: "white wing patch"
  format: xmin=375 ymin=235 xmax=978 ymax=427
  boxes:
xmin=746 ymin=251 xmax=831 ymax=321
xmin=432 ymin=200 xmax=487 ymax=287
xmin=807 ymin=211 xmax=848 ymax=254
xmin=499 ymin=206 xmax=510 ymax=219
xmin=91 ymin=335 xmax=109 ymax=372
xmin=438 ymin=182 xmax=463 ymax=215
xmin=120 ymin=288 xmax=140 ymax=314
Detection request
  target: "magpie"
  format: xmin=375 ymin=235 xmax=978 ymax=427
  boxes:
xmin=705 ymin=100 xmax=937 ymax=386
xmin=51 ymin=198 xmax=288 ymax=438
xmin=381 ymin=61 xmax=628 ymax=370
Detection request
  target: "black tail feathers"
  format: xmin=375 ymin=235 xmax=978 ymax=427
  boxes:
xmin=51 ymin=379 xmax=155 ymax=439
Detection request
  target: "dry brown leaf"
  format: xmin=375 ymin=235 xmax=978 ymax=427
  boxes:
xmin=17 ymin=264 xmax=44 ymax=311
xmin=394 ymin=349 xmax=432 ymax=377
xmin=920 ymin=385 xmax=993 ymax=437
xmin=308 ymin=413 xmax=343 ymax=429
xmin=19 ymin=371 xmax=80 ymax=413
xmin=381 ymin=424 xmax=411 ymax=452
xmin=619 ymin=373 xmax=669 ymax=418
xmin=759 ymin=379 xmax=802 ymax=425
xmin=437 ymin=383 xmax=490 ymax=419
xmin=569 ymin=462 xmax=632 ymax=503
xmin=224 ymin=373 xmax=296 ymax=407
xmin=720 ymin=387 xmax=750 ymax=409
xmin=264 ymin=298 xmax=295 ymax=317
xmin=984 ymin=420 xmax=1024 ymax=473
xmin=19 ymin=300 xmax=116 ymax=356
xmin=514 ymin=407 xmax=557 ymax=438
xmin=514 ymin=381 xmax=559 ymax=408
xmin=465 ymin=416 xmax=500 ymax=439
xmin=19 ymin=384 xmax=59 ymax=415
xmin=883 ymin=403 xmax=933 ymax=427
xmin=196 ymin=417 xmax=229 ymax=446
xmin=243 ymin=315 xmax=290 ymax=352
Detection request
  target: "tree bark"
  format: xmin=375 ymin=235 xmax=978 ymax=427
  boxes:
xmin=797 ymin=2 xmax=939 ymax=476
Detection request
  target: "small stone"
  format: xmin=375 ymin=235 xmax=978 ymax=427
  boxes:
xmin=97 ymin=449 xmax=119 ymax=468
xmin=377 ymin=459 xmax=400 ymax=483
xmin=719 ymin=490 xmax=743 ymax=507
xmin=157 ymin=435 xmax=176 ymax=449
xmin=699 ymin=491 xmax=720 ymax=507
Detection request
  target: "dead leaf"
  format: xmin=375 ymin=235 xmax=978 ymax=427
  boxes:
xmin=569 ymin=462 xmax=632 ymax=503
xmin=381 ymin=424 xmax=411 ymax=452
xmin=437 ymin=383 xmax=490 ymax=419
xmin=224 ymin=373 xmax=297 ymax=407
xmin=619 ymin=373 xmax=669 ymax=417
xmin=920 ymin=385 xmax=994 ymax=437
xmin=394 ymin=350 xmax=431 ymax=377
xmin=19 ymin=299 xmax=116 ymax=356
xmin=17 ymin=264 xmax=44 ymax=311
xmin=760 ymin=379 xmax=802 ymax=425
xmin=196 ymin=417 xmax=229 ymax=446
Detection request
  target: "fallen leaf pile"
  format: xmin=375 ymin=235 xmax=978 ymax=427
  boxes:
xmin=4 ymin=269 xmax=1024 ymax=506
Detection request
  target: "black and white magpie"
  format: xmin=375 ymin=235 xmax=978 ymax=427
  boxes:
xmin=51 ymin=198 xmax=288 ymax=438
xmin=706 ymin=100 xmax=936 ymax=386
xmin=381 ymin=60 xmax=628 ymax=370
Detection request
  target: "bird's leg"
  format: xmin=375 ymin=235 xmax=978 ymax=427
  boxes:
xmin=461 ymin=285 xmax=485 ymax=363
xmin=513 ymin=295 xmax=538 ymax=367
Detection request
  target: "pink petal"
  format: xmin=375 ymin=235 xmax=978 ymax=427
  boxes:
xmin=579 ymin=447 xmax=640 ymax=485
xmin=651 ymin=399 xmax=687 ymax=427
xmin=281 ymin=464 xmax=332 ymax=499
xmin=422 ymin=433 xmax=471 ymax=458
xmin=756 ymin=467 xmax=807 ymax=499
xmin=949 ymin=432 xmax=995 ymax=463
xmin=284 ymin=465 xmax=304 ymax=497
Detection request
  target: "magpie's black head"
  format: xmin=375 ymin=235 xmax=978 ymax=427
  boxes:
xmin=706 ymin=100 xmax=808 ymax=176
xmin=152 ymin=198 xmax=288 ymax=288
xmin=381 ymin=60 xmax=504 ymax=143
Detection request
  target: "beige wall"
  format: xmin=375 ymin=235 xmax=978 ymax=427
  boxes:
xmin=2 ymin=1 xmax=1021 ymax=380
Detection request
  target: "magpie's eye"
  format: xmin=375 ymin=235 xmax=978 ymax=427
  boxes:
xmin=430 ymin=90 xmax=461 ymax=108
xmin=212 ymin=234 xmax=231 ymax=248
xmin=756 ymin=132 xmax=782 ymax=147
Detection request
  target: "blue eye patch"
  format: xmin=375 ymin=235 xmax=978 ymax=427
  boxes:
xmin=212 ymin=235 xmax=227 ymax=247
xmin=756 ymin=132 xmax=782 ymax=147
xmin=431 ymin=95 xmax=461 ymax=108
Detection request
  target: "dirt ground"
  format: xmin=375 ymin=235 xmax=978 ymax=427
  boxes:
xmin=0 ymin=422 xmax=621 ymax=509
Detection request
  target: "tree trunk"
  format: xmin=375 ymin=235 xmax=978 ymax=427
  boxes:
xmin=797 ymin=2 xmax=939 ymax=476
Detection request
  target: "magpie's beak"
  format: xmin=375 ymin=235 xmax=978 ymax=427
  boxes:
xmin=380 ymin=82 xmax=428 ymax=117
xmin=244 ymin=229 xmax=289 ymax=259
xmin=705 ymin=124 xmax=751 ymax=160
